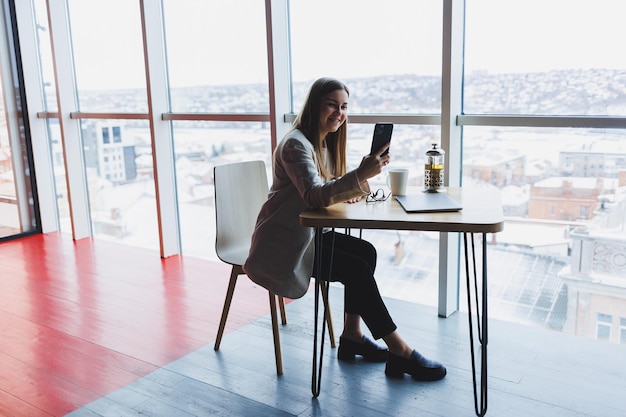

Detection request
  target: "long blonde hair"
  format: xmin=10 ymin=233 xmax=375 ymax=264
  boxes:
xmin=291 ymin=77 xmax=348 ymax=180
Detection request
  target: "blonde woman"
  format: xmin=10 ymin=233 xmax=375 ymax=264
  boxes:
xmin=244 ymin=77 xmax=446 ymax=381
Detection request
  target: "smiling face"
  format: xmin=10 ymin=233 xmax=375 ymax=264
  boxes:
xmin=318 ymin=89 xmax=349 ymax=138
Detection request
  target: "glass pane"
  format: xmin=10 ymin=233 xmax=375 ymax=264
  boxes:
xmin=68 ymin=0 xmax=147 ymax=112
xmin=34 ymin=0 xmax=57 ymax=112
xmin=48 ymin=120 xmax=70 ymax=233
xmin=81 ymin=120 xmax=159 ymax=250
xmin=289 ymin=0 xmax=442 ymax=114
xmin=0 ymin=4 xmax=37 ymax=238
xmin=346 ymin=124 xmax=441 ymax=187
xmin=163 ymin=0 xmax=269 ymax=113
xmin=172 ymin=122 xmax=272 ymax=259
xmin=31 ymin=0 xmax=70 ymax=234
xmin=350 ymin=125 xmax=442 ymax=305
xmin=465 ymin=0 xmax=626 ymax=115
xmin=464 ymin=126 xmax=626 ymax=338
xmin=597 ymin=323 xmax=611 ymax=341
xmin=0 ymin=82 xmax=27 ymax=238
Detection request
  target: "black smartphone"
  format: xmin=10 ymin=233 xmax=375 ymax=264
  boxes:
xmin=369 ymin=122 xmax=393 ymax=156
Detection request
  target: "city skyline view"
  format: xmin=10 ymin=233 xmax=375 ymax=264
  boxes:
xmin=70 ymin=68 xmax=626 ymax=117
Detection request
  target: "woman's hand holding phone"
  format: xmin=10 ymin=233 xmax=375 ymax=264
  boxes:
xmin=357 ymin=144 xmax=390 ymax=181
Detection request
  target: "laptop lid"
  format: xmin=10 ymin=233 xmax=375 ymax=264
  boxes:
xmin=396 ymin=193 xmax=462 ymax=213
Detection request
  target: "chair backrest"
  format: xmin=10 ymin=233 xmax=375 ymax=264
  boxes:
xmin=213 ymin=160 xmax=269 ymax=266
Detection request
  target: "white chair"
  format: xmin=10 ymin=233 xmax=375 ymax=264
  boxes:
xmin=213 ymin=160 xmax=335 ymax=375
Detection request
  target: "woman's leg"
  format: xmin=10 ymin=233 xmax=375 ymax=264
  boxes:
xmin=314 ymin=231 xmax=446 ymax=380
xmin=315 ymin=232 xmax=417 ymax=358
xmin=315 ymin=231 xmax=397 ymax=341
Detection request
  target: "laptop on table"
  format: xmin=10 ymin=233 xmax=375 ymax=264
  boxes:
xmin=395 ymin=192 xmax=462 ymax=213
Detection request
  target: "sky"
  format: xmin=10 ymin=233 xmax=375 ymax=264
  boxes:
xmin=37 ymin=0 xmax=626 ymax=90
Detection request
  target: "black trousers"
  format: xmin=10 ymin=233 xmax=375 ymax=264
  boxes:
xmin=313 ymin=230 xmax=397 ymax=340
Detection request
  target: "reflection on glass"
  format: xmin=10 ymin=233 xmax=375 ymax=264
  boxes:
xmin=465 ymin=0 xmax=626 ymax=115
xmin=163 ymin=0 xmax=268 ymax=112
xmin=172 ymin=122 xmax=272 ymax=260
xmin=464 ymin=126 xmax=626 ymax=342
xmin=289 ymin=0 xmax=442 ymax=114
xmin=68 ymin=0 xmax=147 ymax=112
xmin=79 ymin=120 xmax=158 ymax=250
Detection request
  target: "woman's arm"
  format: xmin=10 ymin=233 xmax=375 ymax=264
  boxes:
xmin=278 ymin=137 xmax=369 ymax=208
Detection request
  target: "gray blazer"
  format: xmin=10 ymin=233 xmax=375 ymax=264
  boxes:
xmin=243 ymin=129 xmax=370 ymax=299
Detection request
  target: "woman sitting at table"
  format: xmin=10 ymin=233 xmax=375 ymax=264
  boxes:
xmin=243 ymin=77 xmax=446 ymax=381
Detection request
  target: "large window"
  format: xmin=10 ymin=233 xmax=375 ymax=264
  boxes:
xmin=10 ymin=0 xmax=626 ymax=345
xmin=172 ymin=122 xmax=271 ymax=260
xmin=288 ymin=1 xmax=445 ymax=307
xmin=289 ymin=0 xmax=442 ymax=114
xmin=462 ymin=126 xmax=625 ymax=329
xmin=81 ymin=120 xmax=159 ymax=249
xmin=68 ymin=0 xmax=147 ymax=113
xmin=64 ymin=1 xmax=155 ymax=246
xmin=464 ymin=0 xmax=626 ymax=338
xmin=162 ymin=0 xmax=271 ymax=258
xmin=163 ymin=0 xmax=269 ymax=113
xmin=464 ymin=0 xmax=626 ymax=115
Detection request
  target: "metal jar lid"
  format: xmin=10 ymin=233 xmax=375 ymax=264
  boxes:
xmin=425 ymin=143 xmax=444 ymax=156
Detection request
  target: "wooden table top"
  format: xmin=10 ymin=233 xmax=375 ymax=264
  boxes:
xmin=299 ymin=187 xmax=504 ymax=234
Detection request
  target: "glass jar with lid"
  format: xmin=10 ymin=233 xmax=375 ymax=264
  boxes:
xmin=424 ymin=143 xmax=445 ymax=192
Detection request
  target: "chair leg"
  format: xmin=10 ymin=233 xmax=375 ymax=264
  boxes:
xmin=278 ymin=296 xmax=287 ymax=325
xmin=269 ymin=292 xmax=283 ymax=375
xmin=320 ymin=281 xmax=337 ymax=348
xmin=214 ymin=266 xmax=240 ymax=351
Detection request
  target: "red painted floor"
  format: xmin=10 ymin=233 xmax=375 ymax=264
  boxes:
xmin=0 ymin=233 xmax=276 ymax=416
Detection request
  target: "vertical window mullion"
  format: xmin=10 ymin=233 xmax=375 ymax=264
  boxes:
xmin=3 ymin=1 xmax=44 ymax=232
xmin=438 ymin=0 xmax=465 ymax=317
xmin=265 ymin=0 xmax=291 ymax=150
xmin=47 ymin=0 xmax=91 ymax=239
xmin=140 ymin=0 xmax=181 ymax=257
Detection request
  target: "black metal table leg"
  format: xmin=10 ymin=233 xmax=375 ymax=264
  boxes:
xmin=311 ymin=227 xmax=334 ymax=397
xmin=463 ymin=232 xmax=488 ymax=416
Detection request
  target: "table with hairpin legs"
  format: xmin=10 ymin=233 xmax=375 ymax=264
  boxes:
xmin=300 ymin=187 xmax=504 ymax=417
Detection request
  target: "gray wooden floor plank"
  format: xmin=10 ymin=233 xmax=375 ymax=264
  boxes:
xmin=69 ymin=286 xmax=626 ymax=417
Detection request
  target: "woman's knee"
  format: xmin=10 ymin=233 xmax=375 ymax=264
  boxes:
xmin=358 ymin=238 xmax=377 ymax=269
xmin=344 ymin=234 xmax=376 ymax=260
xmin=363 ymin=239 xmax=377 ymax=259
